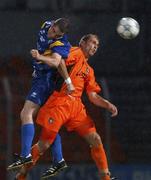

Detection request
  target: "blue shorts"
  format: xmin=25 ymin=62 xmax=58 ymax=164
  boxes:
xmin=26 ymin=75 xmax=55 ymax=106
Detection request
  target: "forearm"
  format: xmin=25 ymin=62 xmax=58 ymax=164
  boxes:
xmin=31 ymin=49 xmax=61 ymax=68
xmin=38 ymin=55 xmax=60 ymax=68
xmin=89 ymin=92 xmax=109 ymax=109
xmin=34 ymin=49 xmax=74 ymax=92
xmin=57 ymin=60 xmax=71 ymax=82
xmin=88 ymin=92 xmax=118 ymax=117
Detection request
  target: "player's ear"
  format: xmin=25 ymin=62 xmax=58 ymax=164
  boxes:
xmin=79 ymin=39 xmax=85 ymax=47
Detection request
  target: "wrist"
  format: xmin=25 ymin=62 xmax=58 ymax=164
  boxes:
xmin=65 ymin=77 xmax=72 ymax=85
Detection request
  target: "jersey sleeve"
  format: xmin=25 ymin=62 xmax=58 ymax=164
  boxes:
xmin=41 ymin=21 xmax=51 ymax=29
xmin=50 ymin=41 xmax=71 ymax=59
xmin=85 ymin=67 xmax=101 ymax=94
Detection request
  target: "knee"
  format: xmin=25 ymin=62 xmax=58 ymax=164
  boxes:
xmin=89 ymin=132 xmax=102 ymax=148
xmin=37 ymin=141 xmax=50 ymax=153
xmin=93 ymin=133 xmax=102 ymax=147
xmin=20 ymin=108 xmax=32 ymax=124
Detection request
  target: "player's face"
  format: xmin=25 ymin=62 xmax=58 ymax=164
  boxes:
xmin=83 ymin=37 xmax=99 ymax=58
xmin=48 ymin=25 xmax=64 ymax=39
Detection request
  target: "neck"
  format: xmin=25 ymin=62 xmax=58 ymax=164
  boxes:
xmin=83 ymin=52 xmax=89 ymax=60
xmin=80 ymin=47 xmax=88 ymax=59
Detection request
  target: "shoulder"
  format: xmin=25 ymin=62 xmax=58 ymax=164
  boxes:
xmin=50 ymin=40 xmax=71 ymax=58
xmin=67 ymin=47 xmax=82 ymax=60
xmin=58 ymin=34 xmax=69 ymax=45
xmin=49 ymin=35 xmax=69 ymax=48
xmin=69 ymin=47 xmax=83 ymax=56
xmin=50 ymin=41 xmax=66 ymax=48
xmin=65 ymin=47 xmax=85 ymax=65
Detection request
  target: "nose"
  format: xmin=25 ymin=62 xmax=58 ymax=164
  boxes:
xmin=93 ymin=45 xmax=97 ymax=51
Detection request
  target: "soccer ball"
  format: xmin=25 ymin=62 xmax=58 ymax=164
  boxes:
xmin=117 ymin=17 xmax=140 ymax=39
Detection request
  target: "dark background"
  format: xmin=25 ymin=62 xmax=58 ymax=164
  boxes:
xmin=0 ymin=0 xmax=151 ymax=179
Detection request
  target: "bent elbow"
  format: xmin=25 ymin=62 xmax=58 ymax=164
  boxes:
xmin=88 ymin=95 xmax=95 ymax=104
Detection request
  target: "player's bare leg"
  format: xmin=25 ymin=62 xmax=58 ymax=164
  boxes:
xmin=37 ymin=131 xmax=68 ymax=179
xmin=83 ymin=132 xmax=116 ymax=180
xmin=7 ymin=101 xmax=39 ymax=171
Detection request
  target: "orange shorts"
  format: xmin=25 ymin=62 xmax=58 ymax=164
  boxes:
xmin=36 ymin=95 xmax=96 ymax=137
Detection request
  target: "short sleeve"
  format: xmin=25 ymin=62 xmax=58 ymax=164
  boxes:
xmin=85 ymin=67 xmax=101 ymax=94
xmin=41 ymin=21 xmax=51 ymax=29
xmin=51 ymin=45 xmax=70 ymax=59
xmin=50 ymin=40 xmax=71 ymax=59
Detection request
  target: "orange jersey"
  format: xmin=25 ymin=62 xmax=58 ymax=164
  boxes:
xmin=54 ymin=47 xmax=101 ymax=97
xmin=36 ymin=47 xmax=100 ymax=135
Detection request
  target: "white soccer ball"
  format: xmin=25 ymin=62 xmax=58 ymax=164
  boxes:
xmin=117 ymin=17 xmax=140 ymax=39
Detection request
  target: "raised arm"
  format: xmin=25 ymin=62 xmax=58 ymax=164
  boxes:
xmin=57 ymin=59 xmax=75 ymax=93
xmin=31 ymin=49 xmax=61 ymax=67
xmin=30 ymin=49 xmax=75 ymax=94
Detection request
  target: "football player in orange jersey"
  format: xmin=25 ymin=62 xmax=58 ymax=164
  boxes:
xmin=17 ymin=34 xmax=118 ymax=180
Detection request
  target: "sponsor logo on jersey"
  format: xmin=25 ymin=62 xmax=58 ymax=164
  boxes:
xmin=48 ymin=118 xmax=54 ymax=124
xmin=31 ymin=92 xmax=37 ymax=98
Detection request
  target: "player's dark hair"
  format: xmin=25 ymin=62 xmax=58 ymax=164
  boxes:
xmin=54 ymin=18 xmax=70 ymax=33
xmin=80 ymin=34 xmax=99 ymax=45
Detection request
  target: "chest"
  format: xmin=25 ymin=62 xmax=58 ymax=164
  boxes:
xmin=75 ymin=62 xmax=90 ymax=79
